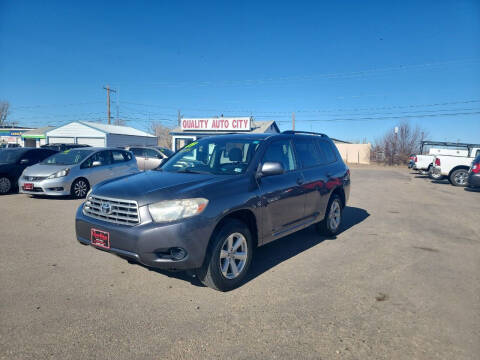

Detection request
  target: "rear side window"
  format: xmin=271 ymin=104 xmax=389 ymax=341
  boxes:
xmin=112 ymin=150 xmax=129 ymax=163
xmin=293 ymin=137 xmax=324 ymax=168
xmin=316 ymin=140 xmax=337 ymax=164
xmin=130 ymin=148 xmax=144 ymax=157
xmin=262 ymin=140 xmax=297 ymax=171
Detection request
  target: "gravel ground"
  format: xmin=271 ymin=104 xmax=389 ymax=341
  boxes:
xmin=0 ymin=166 xmax=479 ymax=360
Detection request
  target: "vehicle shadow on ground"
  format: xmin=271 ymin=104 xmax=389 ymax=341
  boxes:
xmin=430 ymin=180 xmax=451 ymax=185
xmin=27 ymin=194 xmax=77 ymax=201
xmin=142 ymin=206 xmax=370 ymax=289
xmin=464 ymin=187 xmax=480 ymax=193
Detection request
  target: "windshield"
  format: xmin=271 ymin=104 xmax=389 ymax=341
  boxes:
xmin=0 ymin=149 xmax=26 ymax=163
xmin=41 ymin=149 xmax=93 ymax=165
xmin=161 ymin=138 xmax=263 ymax=175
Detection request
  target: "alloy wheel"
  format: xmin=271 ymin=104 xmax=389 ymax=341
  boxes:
xmin=454 ymin=171 xmax=468 ymax=185
xmin=74 ymin=180 xmax=88 ymax=198
xmin=0 ymin=177 xmax=11 ymax=194
xmin=219 ymin=232 xmax=248 ymax=280
xmin=328 ymin=199 xmax=341 ymax=231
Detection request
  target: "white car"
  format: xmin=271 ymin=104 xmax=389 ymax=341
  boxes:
xmin=432 ymin=146 xmax=480 ymax=186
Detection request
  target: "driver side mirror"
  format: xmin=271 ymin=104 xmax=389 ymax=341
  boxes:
xmin=259 ymin=162 xmax=284 ymax=177
xmin=20 ymin=159 xmax=30 ymax=165
xmin=92 ymin=161 xmax=102 ymax=167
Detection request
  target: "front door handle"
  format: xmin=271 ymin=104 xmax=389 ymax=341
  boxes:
xmin=296 ymin=178 xmax=304 ymax=185
xmin=326 ymin=172 xmax=332 ymax=178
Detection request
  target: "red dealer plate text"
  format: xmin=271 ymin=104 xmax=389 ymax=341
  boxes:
xmin=90 ymin=228 xmax=110 ymax=249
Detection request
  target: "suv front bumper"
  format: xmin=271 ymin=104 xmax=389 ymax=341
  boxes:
xmin=75 ymin=204 xmax=215 ymax=270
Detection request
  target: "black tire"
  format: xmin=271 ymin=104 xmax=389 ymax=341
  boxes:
xmin=449 ymin=169 xmax=469 ymax=187
xmin=71 ymin=178 xmax=90 ymax=199
xmin=0 ymin=176 xmax=12 ymax=194
xmin=196 ymin=219 xmax=253 ymax=292
xmin=317 ymin=193 xmax=343 ymax=236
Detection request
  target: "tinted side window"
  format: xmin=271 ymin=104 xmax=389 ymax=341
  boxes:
xmin=130 ymin=148 xmax=144 ymax=157
xmin=316 ymin=140 xmax=337 ymax=164
xmin=144 ymin=148 xmax=161 ymax=159
xmin=293 ymin=137 xmax=323 ymax=168
xmin=262 ymin=140 xmax=296 ymax=171
xmin=83 ymin=151 xmax=112 ymax=168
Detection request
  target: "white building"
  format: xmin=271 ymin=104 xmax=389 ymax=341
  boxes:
xmin=46 ymin=121 xmax=157 ymax=147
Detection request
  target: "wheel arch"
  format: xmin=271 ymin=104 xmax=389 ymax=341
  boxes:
xmin=70 ymin=177 xmax=90 ymax=193
xmin=448 ymin=165 xmax=470 ymax=178
xmin=331 ymin=186 xmax=346 ymax=208
xmin=211 ymin=209 xmax=259 ymax=249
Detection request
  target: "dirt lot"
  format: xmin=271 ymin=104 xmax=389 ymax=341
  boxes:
xmin=0 ymin=166 xmax=479 ymax=360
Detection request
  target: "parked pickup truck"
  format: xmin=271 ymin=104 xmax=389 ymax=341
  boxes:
xmin=413 ymin=148 xmax=468 ymax=180
xmin=432 ymin=146 xmax=480 ymax=186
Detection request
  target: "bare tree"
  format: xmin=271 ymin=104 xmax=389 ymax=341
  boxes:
xmin=377 ymin=120 xmax=428 ymax=165
xmin=0 ymin=101 xmax=9 ymax=126
xmin=150 ymin=122 xmax=172 ymax=148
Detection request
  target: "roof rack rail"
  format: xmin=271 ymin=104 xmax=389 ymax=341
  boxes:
xmin=282 ymin=130 xmax=327 ymax=137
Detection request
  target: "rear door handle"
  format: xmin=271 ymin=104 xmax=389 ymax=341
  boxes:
xmin=296 ymin=178 xmax=304 ymax=185
xmin=326 ymin=172 xmax=332 ymax=178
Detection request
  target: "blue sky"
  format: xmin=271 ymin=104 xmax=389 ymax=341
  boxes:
xmin=1 ymin=0 xmax=479 ymax=143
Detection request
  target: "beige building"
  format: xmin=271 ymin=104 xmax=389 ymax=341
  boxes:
xmin=333 ymin=141 xmax=371 ymax=165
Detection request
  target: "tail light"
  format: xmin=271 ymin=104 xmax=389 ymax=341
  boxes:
xmin=414 ymin=156 xmax=418 ymax=162
xmin=472 ymin=163 xmax=480 ymax=174
xmin=435 ymin=158 xmax=440 ymax=166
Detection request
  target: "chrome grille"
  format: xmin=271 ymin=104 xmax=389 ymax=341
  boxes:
xmin=83 ymin=195 xmax=140 ymax=225
xmin=23 ymin=176 xmax=47 ymax=181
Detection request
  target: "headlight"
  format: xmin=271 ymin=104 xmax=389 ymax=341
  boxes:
xmin=47 ymin=168 xmax=70 ymax=179
xmin=148 ymin=198 xmax=208 ymax=223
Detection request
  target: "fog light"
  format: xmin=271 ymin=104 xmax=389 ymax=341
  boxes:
xmin=170 ymin=247 xmax=187 ymax=260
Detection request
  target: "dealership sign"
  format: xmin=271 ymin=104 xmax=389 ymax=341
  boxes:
xmin=181 ymin=117 xmax=251 ymax=131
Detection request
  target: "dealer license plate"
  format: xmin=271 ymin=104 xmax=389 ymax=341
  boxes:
xmin=90 ymin=228 xmax=110 ymax=249
xmin=23 ymin=183 xmax=34 ymax=191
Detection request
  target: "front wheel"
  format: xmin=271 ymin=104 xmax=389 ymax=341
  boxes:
xmin=71 ymin=178 xmax=90 ymax=198
xmin=196 ymin=219 xmax=253 ymax=292
xmin=317 ymin=194 xmax=343 ymax=236
xmin=0 ymin=176 xmax=12 ymax=194
xmin=449 ymin=169 xmax=469 ymax=187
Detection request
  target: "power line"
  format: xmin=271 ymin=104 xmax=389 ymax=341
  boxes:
xmin=274 ymin=111 xmax=480 ymax=123
xmin=112 ymin=58 xmax=480 ymax=88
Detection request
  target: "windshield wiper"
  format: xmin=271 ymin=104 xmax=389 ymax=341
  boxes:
xmin=175 ymin=168 xmax=210 ymax=174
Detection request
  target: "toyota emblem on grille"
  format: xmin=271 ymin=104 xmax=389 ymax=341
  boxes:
xmin=101 ymin=201 xmax=112 ymax=215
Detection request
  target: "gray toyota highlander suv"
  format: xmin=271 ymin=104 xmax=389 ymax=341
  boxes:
xmin=76 ymin=131 xmax=351 ymax=291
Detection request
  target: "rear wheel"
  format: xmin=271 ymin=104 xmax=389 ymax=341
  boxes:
xmin=449 ymin=169 xmax=469 ymax=187
xmin=317 ymin=194 xmax=343 ymax=236
xmin=196 ymin=219 xmax=253 ymax=291
xmin=0 ymin=176 xmax=12 ymax=194
xmin=71 ymin=178 xmax=90 ymax=198
xmin=428 ymin=168 xmax=444 ymax=180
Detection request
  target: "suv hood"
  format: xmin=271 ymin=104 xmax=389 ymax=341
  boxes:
xmin=22 ymin=163 xmax=72 ymax=177
xmin=92 ymin=170 xmax=232 ymax=206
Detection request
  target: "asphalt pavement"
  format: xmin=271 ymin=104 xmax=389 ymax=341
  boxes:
xmin=0 ymin=166 xmax=479 ymax=359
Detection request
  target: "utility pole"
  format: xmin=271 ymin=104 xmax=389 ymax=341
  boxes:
xmin=292 ymin=112 xmax=295 ymax=131
xmin=177 ymin=109 xmax=181 ymax=127
xmin=103 ymin=85 xmax=116 ymax=124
